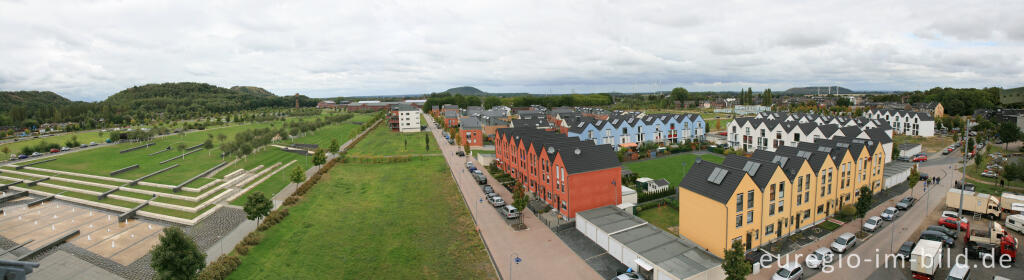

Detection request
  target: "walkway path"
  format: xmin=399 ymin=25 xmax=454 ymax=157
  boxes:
xmin=424 ymin=115 xmax=601 ymax=280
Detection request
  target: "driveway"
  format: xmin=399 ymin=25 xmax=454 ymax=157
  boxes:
xmin=424 ymin=115 xmax=601 ymax=280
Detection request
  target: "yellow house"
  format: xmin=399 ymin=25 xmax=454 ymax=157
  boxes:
xmin=721 ymin=155 xmax=794 ymax=243
xmin=678 ymin=160 xmax=762 ymax=258
xmin=752 ymin=151 xmax=818 ymax=231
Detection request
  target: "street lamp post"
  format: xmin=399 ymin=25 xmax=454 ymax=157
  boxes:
xmin=509 ymin=253 xmax=521 ymax=279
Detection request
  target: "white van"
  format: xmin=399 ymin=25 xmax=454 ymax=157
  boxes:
xmin=1006 ymin=214 xmax=1024 ymax=233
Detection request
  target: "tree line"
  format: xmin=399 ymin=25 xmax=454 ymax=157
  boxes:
xmin=422 ymin=91 xmax=613 ymax=112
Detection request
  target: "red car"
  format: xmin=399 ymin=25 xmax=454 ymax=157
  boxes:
xmin=718 ymin=132 xmax=728 ymax=136
xmin=912 ymin=155 xmax=928 ymax=162
xmin=938 ymin=216 xmax=968 ymax=231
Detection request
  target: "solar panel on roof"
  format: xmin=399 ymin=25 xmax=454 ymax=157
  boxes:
xmin=772 ymin=155 xmax=789 ymax=167
xmin=817 ymin=146 xmax=832 ymax=153
xmin=707 ymin=168 xmax=723 ymax=183
xmin=714 ymin=169 xmax=729 ymax=184
xmin=836 ymin=142 xmax=849 ymax=148
xmin=742 ymin=161 xmax=760 ymax=176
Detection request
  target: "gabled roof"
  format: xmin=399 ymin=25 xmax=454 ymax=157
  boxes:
xmin=444 ymin=111 xmax=459 ymax=118
xmin=751 ymin=150 xmax=806 ymax=180
xmin=459 ymin=117 xmax=482 ymax=130
xmin=721 ymin=155 xmax=781 ymax=190
xmin=679 ymin=160 xmax=749 ymax=204
xmin=777 ymin=146 xmax=830 ymax=172
xmin=863 ymin=128 xmax=893 ymax=144
xmin=496 ymin=128 xmax=620 ymax=174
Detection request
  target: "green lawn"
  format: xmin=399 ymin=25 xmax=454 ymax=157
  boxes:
xmin=636 ymin=206 xmax=678 ymax=233
xmin=346 ymin=125 xmax=440 ymax=156
xmin=894 ymin=134 xmax=954 ymax=154
xmin=1 ymin=130 xmax=108 ymax=159
xmin=228 ymin=157 xmax=494 ymax=279
xmin=624 ymin=153 xmax=724 ymax=187
xmin=284 ymin=114 xmax=373 ymax=149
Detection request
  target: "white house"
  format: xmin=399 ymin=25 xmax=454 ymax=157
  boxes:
xmin=863 ymin=109 xmax=935 ymax=137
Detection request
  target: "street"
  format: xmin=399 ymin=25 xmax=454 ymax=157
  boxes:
xmin=423 ymin=114 xmax=601 ymax=280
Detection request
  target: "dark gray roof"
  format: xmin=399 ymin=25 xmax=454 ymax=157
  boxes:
xmin=444 ymin=111 xmax=459 ymax=118
xmin=678 ymin=161 xmax=748 ymax=204
xmin=459 ymin=117 xmax=482 ymax=130
xmin=751 ymin=150 xmax=806 ymax=180
xmin=777 ymin=146 xmax=829 ymax=172
xmin=839 ymin=126 xmax=863 ymax=138
xmin=496 ymin=128 xmax=620 ymax=174
xmin=864 ymin=128 xmax=893 ymax=144
xmin=721 ymin=155 xmax=780 ymax=190
xmin=510 ymin=119 xmax=551 ymax=129
xmin=653 ymin=179 xmax=670 ymax=186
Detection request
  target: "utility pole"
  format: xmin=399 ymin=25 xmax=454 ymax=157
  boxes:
xmin=957 ymin=119 xmax=969 ymax=237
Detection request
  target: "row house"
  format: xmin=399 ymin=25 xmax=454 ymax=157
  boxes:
xmin=728 ymin=116 xmax=893 ymax=162
xmin=494 ymin=128 xmax=622 ymax=218
xmin=678 ymin=136 xmax=886 ymax=257
xmin=863 ymin=109 xmax=935 ymax=137
xmin=566 ymin=114 xmax=705 ymax=148
xmin=443 ymin=111 xmax=460 ymax=127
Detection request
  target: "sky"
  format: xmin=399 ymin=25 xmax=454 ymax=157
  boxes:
xmin=0 ymin=0 xmax=1022 ymax=101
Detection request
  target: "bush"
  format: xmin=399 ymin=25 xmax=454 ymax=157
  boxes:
xmin=638 ymin=188 xmax=676 ymax=203
xmin=197 ymin=254 xmax=241 ymax=280
xmin=241 ymin=232 xmax=262 ymax=246
xmin=283 ymin=196 xmax=301 ymax=206
xmin=837 ymin=205 xmax=857 ymax=221
xmin=233 ymin=244 xmax=250 ymax=256
xmin=257 ymin=208 xmax=290 ymax=231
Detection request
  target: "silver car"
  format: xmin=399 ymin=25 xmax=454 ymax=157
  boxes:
xmin=831 ymin=232 xmax=857 ymax=253
xmin=772 ymin=262 xmax=803 ymax=280
xmin=804 ymin=247 xmax=834 ymax=269
xmin=880 ymin=207 xmax=898 ymax=221
xmin=501 ymin=205 xmax=520 ymax=219
xmin=862 ymin=216 xmax=882 ymax=232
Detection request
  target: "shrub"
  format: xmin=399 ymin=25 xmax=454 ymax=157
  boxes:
xmin=283 ymin=196 xmax=301 ymax=206
xmin=258 ymin=208 xmax=290 ymax=231
xmin=197 ymin=254 xmax=241 ymax=280
xmin=838 ymin=205 xmax=857 ymax=220
xmin=233 ymin=244 xmax=250 ymax=256
xmin=241 ymin=232 xmax=262 ymax=246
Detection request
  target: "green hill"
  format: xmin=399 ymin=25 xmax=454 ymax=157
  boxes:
xmin=783 ymin=86 xmax=854 ymax=95
xmin=104 ymin=82 xmax=314 ymax=113
xmin=0 ymin=91 xmax=72 ymax=111
xmin=443 ymin=86 xmax=486 ymax=95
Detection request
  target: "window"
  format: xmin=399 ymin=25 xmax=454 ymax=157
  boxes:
xmin=765 ymin=224 xmax=775 ymax=235
xmin=769 ymin=203 xmax=775 ymax=215
xmin=769 ymin=184 xmax=776 ymax=201
xmin=747 ymin=211 xmax=754 ymax=224
xmin=736 ymin=194 xmax=743 ymax=212
xmin=747 ymin=191 xmax=755 ymax=208
xmin=796 ymin=194 xmax=802 ymax=206
xmin=736 ymin=214 xmax=742 ymax=228
xmin=778 ymin=200 xmax=784 ymax=212
xmin=804 ymin=210 xmax=811 ymax=219
xmin=817 ymin=205 xmax=824 ymax=214
xmin=779 ymin=182 xmax=785 ymax=198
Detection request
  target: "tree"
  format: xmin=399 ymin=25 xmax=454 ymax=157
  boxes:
xmin=1 ymin=146 xmax=8 ymax=157
xmin=855 ymin=186 xmax=873 ymax=228
xmin=723 ymin=239 xmax=752 ymax=280
xmin=671 ymin=87 xmax=689 ymax=108
xmin=512 ymin=186 xmax=528 ymax=211
xmin=312 ymin=149 xmax=327 ymax=170
xmin=216 ymin=133 xmax=226 ymax=146
xmin=425 ymin=133 xmax=430 ymax=151
xmin=329 ymin=138 xmax=340 ymax=153
xmin=244 ymin=191 xmax=273 ymax=225
xmin=892 ymin=143 xmax=901 ymax=160
xmin=289 ymin=165 xmax=305 ymax=186
xmin=176 ymin=142 xmax=187 ymax=159
xmin=997 ymin=122 xmax=1022 ymax=152
xmin=150 ymin=227 xmax=205 ymax=280
xmin=908 ymin=165 xmax=920 ymax=190
xmin=202 ymin=138 xmax=213 ymax=156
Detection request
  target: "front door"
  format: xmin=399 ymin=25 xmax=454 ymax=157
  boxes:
xmin=745 ymin=233 xmax=752 ymax=251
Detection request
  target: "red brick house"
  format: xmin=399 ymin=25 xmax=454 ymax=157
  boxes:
xmin=459 ymin=117 xmax=484 ymax=147
xmin=443 ymin=111 xmax=460 ymax=128
xmin=494 ymin=128 xmax=621 ymax=218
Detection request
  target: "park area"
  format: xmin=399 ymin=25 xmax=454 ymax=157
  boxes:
xmin=229 ymin=128 xmax=493 ymax=279
xmin=0 ymin=112 xmax=370 ymax=222
xmin=0 ymin=130 xmax=108 ymax=159
xmin=345 ymin=125 xmax=440 ymax=157
xmin=894 ymin=134 xmax=953 ymax=154
xmin=623 ymin=153 xmax=724 ymax=187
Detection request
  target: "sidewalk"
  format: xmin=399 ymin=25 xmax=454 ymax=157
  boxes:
xmin=425 ymin=115 xmax=602 ymax=280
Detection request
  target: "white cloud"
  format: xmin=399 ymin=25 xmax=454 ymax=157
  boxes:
xmin=0 ymin=0 xmax=1021 ymax=101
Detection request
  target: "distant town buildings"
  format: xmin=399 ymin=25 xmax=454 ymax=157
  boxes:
xmin=863 ymin=109 xmax=935 ymax=137
xmin=727 ymin=112 xmax=895 ymax=161
xmin=388 ymin=104 xmax=421 ymax=133
xmin=567 ymin=113 xmax=705 ymax=149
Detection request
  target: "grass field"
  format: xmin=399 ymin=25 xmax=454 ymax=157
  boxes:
xmin=894 ymin=135 xmax=954 ymax=154
xmin=0 ymin=130 xmax=108 ymax=159
xmin=228 ymin=157 xmax=494 ymax=279
xmin=624 ymin=153 xmax=724 ymax=186
xmin=636 ymin=206 xmax=678 ymax=233
xmin=346 ymin=125 xmax=440 ymax=156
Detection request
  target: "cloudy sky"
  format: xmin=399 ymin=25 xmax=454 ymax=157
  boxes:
xmin=1 ymin=0 xmax=1022 ymax=101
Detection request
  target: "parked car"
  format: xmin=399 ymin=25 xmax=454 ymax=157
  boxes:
xmin=1007 ymin=214 xmax=1024 ymax=233
xmin=896 ymin=197 xmax=915 ymax=210
xmin=465 ymin=162 xmax=475 ymax=170
xmin=772 ymin=262 xmax=804 ymax=280
xmin=947 ymin=263 xmax=970 ymax=280
xmin=939 ymin=216 xmax=969 ymax=231
xmin=487 ymin=196 xmax=505 ymax=207
xmin=482 ymin=185 xmax=494 ymax=194
xmin=30 ymin=152 xmax=42 ymax=157
xmin=79 ymin=144 xmax=87 ymax=148
xmin=881 ymin=207 xmax=898 ymax=221
xmin=912 ymin=154 xmax=928 ymax=162
xmin=89 ymin=142 xmax=97 ymax=146
xmin=830 ymin=232 xmax=857 ymax=253
xmin=982 ymin=170 xmax=998 ymax=178
xmin=60 ymin=146 xmax=70 ymax=152
xmin=863 ymin=216 xmax=883 ymax=232
xmin=49 ymin=148 xmax=59 ymax=153
xmin=501 ymin=205 xmax=520 ymax=219
xmin=612 ymin=272 xmax=644 ymax=280
xmin=896 ymin=241 xmax=915 ymax=260
xmin=925 ymin=226 xmax=957 ymax=239
xmin=485 ymin=192 xmax=500 ymax=199
xmin=943 ymin=148 xmax=953 ymax=155
xmin=919 ymin=230 xmax=956 ymax=247
xmin=456 ymin=151 xmax=465 ymax=157
xmin=18 ymin=154 xmax=28 ymax=159
xmin=804 ymin=247 xmax=834 ymax=269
